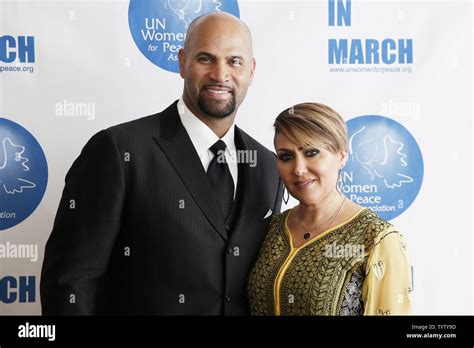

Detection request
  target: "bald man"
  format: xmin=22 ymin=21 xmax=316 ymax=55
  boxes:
xmin=41 ymin=13 xmax=284 ymax=315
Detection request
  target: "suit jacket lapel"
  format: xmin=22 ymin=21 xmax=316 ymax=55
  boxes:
xmin=229 ymin=127 xmax=261 ymax=241
xmin=152 ymin=101 xmax=227 ymax=240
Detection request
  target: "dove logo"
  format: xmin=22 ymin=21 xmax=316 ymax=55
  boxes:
xmin=341 ymin=116 xmax=423 ymax=220
xmin=0 ymin=118 xmax=48 ymax=231
xmin=128 ymin=0 xmax=240 ymax=73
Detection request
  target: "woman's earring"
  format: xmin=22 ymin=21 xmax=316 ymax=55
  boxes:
xmin=283 ymin=187 xmax=290 ymax=204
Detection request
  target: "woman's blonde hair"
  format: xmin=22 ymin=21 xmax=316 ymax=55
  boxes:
xmin=274 ymin=102 xmax=348 ymax=153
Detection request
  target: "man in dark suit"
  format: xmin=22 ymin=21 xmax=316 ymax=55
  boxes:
xmin=40 ymin=12 xmax=283 ymax=315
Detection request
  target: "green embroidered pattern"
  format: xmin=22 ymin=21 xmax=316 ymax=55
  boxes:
xmin=247 ymin=208 xmax=393 ymax=315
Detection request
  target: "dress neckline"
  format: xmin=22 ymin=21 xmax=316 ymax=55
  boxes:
xmin=284 ymin=207 xmax=368 ymax=251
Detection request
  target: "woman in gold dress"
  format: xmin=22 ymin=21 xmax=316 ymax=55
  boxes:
xmin=247 ymin=103 xmax=412 ymax=315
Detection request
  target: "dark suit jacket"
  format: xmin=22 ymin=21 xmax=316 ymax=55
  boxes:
xmin=40 ymin=101 xmax=283 ymax=315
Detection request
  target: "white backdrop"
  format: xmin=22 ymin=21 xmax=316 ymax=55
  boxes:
xmin=0 ymin=0 xmax=473 ymax=315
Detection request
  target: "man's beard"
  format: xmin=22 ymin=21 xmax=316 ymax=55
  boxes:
xmin=197 ymin=91 xmax=236 ymax=119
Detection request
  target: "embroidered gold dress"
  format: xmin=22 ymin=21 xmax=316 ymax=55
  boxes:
xmin=247 ymin=208 xmax=412 ymax=315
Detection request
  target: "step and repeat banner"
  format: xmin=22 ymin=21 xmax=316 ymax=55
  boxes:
xmin=0 ymin=0 xmax=472 ymax=315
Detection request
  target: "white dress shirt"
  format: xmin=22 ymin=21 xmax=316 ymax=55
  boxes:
xmin=177 ymin=98 xmax=238 ymax=198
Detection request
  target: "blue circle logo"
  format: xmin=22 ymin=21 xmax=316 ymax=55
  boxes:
xmin=0 ymin=118 xmax=48 ymax=230
xmin=342 ymin=115 xmax=423 ymax=220
xmin=128 ymin=0 xmax=240 ymax=73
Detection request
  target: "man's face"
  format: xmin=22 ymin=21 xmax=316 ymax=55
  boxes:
xmin=178 ymin=18 xmax=255 ymax=119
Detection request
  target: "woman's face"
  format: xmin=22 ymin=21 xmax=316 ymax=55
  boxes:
xmin=274 ymin=132 xmax=346 ymax=206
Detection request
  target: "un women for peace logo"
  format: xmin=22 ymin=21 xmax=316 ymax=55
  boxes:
xmin=0 ymin=118 xmax=48 ymax=230
xmin=341 ymin=116 xmax=423 ymax=220
xmin=129 ymin=0 xmax=240 ymax=73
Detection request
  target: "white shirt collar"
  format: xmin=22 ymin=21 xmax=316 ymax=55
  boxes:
xmin=177 ymin=97 xmax=236 ymax=169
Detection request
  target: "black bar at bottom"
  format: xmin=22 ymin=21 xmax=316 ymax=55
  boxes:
xmin=0 ymin=316 xmax=473 ymax=345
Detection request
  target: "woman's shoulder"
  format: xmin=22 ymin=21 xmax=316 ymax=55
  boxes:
xmin=355 ymin=208 xmax=404 ymax=251
xmin=362 ymin=209 xmax=394 ymax=233
xmin=269 ymin=209 xmax=292 ymax=226
xmin=258 ymin=210 xmax=292 ymax=250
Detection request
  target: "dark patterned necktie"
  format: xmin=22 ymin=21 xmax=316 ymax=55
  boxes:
xmin=207 ymin=140 xmax=234 ymax=220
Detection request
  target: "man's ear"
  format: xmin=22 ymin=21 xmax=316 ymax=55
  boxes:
xmin=248 ymin=57 xmax=256 ymax=85
xmin=178 ymin=49 xmax=186 ymax=79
